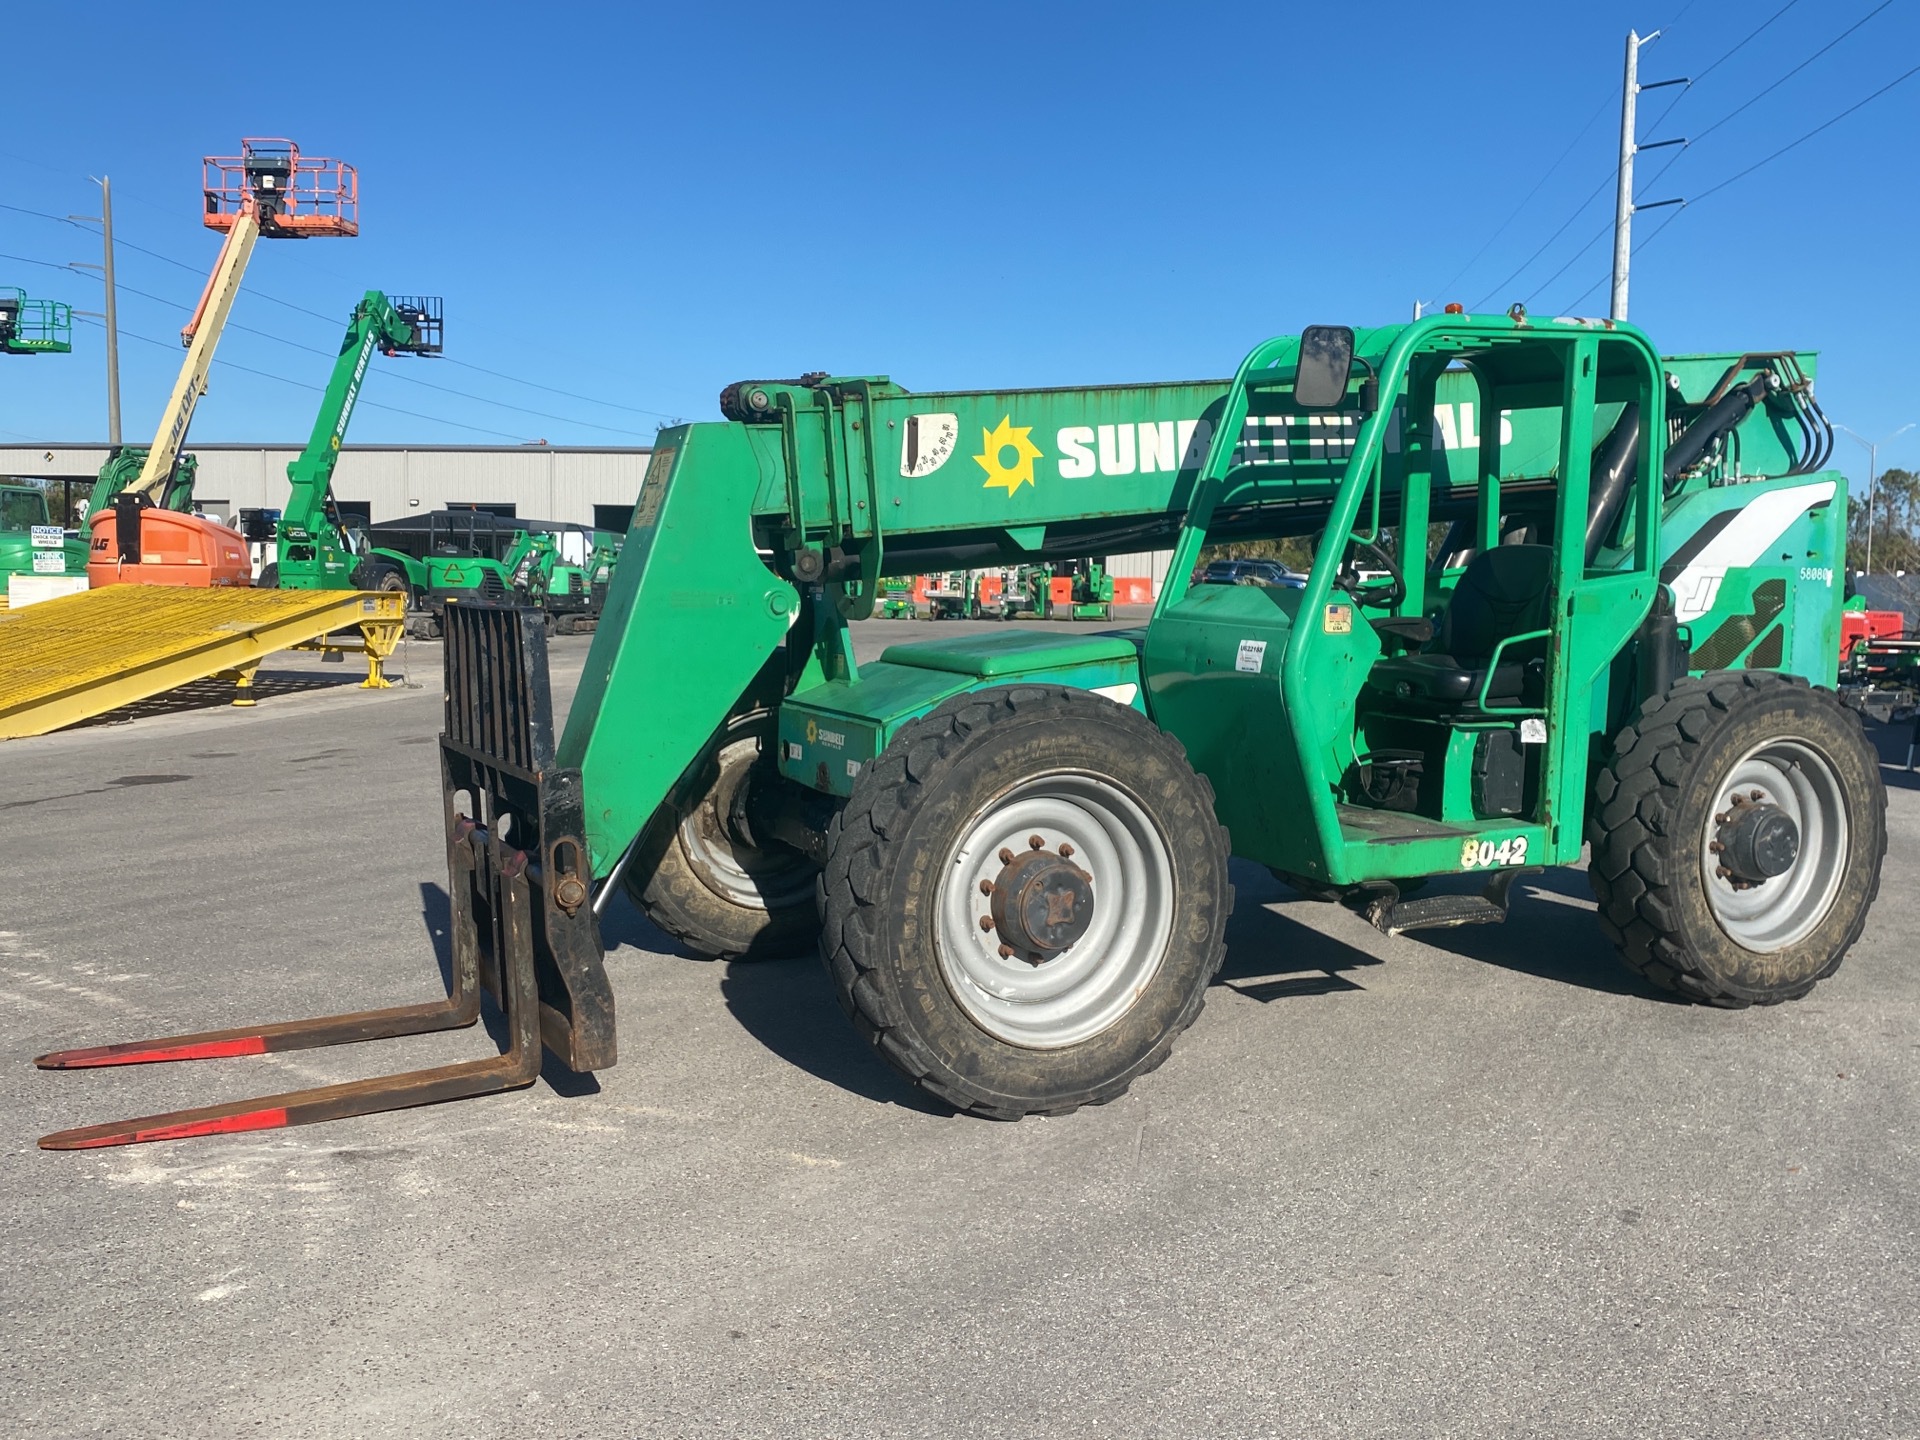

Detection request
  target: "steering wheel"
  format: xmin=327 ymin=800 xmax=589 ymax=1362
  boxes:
xmin=1335 ymin=538 xmax=1405 ymax=611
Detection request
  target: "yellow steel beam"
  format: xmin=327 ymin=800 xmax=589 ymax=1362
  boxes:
xmin=0 ymin=587 xmax=406 ymax=739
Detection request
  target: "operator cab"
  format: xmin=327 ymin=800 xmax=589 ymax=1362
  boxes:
xmin=1145 ymin=312 xmax=1665 ymax=892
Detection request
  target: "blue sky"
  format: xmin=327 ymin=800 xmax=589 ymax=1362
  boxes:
xmin=3 ymin=0 xmax=1916 ymax=500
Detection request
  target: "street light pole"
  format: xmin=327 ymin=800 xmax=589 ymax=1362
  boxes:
xmin=1834 ymin=421 xmax=1916 ymax=574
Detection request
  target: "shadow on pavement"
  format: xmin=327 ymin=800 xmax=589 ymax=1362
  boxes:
xmin=69 ymin=667 xmax=369 ymax=729
xmin=1216 ymin=866 xmax=1384 ymax=1002
xmin=1395 ymin=865 xmax=1676 ymax=1001
xmin=597 ymin=889 xmax=938 ymax=1111
xmin=1865 ymin=714 xmax=1919 ymax=791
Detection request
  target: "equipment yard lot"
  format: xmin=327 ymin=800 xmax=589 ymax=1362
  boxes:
xmin=4 ymin=621 xmax=1917 ymax=1439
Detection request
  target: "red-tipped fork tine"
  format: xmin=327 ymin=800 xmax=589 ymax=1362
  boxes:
xmin=38 ymin=1049 xmax=538 ymax=1151
xmin=38 ymin=825 xmax=537 ymax=1152
xmin=34 ymin=993 xmax=482 ymax=1070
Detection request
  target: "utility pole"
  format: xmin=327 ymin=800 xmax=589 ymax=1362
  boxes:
xmin=1835 ymin=421 xmax=1917 ymax=574
xmin=100 ymin=177 xmax=120 ymax=446
xmin=69 ymin=176 xmax=123 ymax=444
xmin=1609 ymin=32 xmax=1687 ymax=321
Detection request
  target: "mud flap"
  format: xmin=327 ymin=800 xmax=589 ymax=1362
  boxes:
xmin=35 ymin=605 xmax=615 ymax=1149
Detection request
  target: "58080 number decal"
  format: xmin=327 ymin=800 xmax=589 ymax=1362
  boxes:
xmin=1460 ymin=836 xmax=1528 ymax=869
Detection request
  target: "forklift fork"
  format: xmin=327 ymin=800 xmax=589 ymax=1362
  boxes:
xmin=36 ymin=606 xmax=615 ymax=1150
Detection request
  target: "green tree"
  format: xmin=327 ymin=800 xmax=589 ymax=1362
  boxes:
xmin=1848 ymin=467 xmax=1920 ymax=574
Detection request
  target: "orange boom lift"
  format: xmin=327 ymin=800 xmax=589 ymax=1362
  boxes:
xmin=87 ymin=139 xmax=357 ymax=588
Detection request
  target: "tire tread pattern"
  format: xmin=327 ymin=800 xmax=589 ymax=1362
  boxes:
xmin=819 ymin=686 xmax=1232 ymax=1119
xmin=1587 ymin=670 xmax=1885 ymax=1007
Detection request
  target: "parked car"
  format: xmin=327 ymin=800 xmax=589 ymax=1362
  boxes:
xmin=1197 ymin=558 xmax=1304 ymax=588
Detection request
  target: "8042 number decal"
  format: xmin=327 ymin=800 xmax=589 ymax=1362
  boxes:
xmin=1460 ymin=836 xmax=1528 ymax=869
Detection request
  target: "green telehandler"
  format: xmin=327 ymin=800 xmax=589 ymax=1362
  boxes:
xmin=252 ymin=290 xmax=443 ymax=593
xmin=38 ymin=312 xmax=1888 ymax=1149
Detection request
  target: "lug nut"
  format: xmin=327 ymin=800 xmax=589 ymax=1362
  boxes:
xmin=1709 ymin=841 xmax=1724 ymax=853
xmin=1028 ymin=834 xmax=1045 ymax=850
xmin=979 ymin=915 xmax=994 ymax=932
xmin=1058 ymin=842 xmax=1075 ymax=858
xmin=979 ymin=879 xmax=995 ymax=896
xmin=997 ymin=944 xmax=1015 ymax=959
xmin=998 ymin=847 xmax=1014 ymax=865
xmin=1749 ymin=789 xmax=1763 ymax=801
xmin=1716 ymin=812 xmax=1730 ymax=824
xmin=1716 ymin=865 xmax=1731 ymax=879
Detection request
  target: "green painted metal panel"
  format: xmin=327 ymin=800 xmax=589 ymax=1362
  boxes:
xmin=560 ymin=429 xmax=801 ymax=870
xmin=779 ymin=634 xmax=1148 ymax=799
xmin=880 ymin=629 xmax=1139 ymax=677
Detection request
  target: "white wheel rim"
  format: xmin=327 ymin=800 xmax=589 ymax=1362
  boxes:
xmin=677 ymin=734 xmax=816 ymax=911
xmin=1700 ymin=738 xmax=1849 ymax=954
xmin=935 ymin=772 xmax=1175 ymax=1050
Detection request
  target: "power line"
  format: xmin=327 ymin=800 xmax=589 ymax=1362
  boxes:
xmin=1688 ymin=59 xmax=1920 ymax=204
xmin=439 ymin=356 xmax=682 ymax=423
xmin=101 ymin=275 xmax=655 ymax=438
xmin=1554 ymin=51 xmax=1920 ymax=313
xmin=74 ymin=316 xmax=537 ymax=444
xmin=1473 ymin=0 xmax=1817 ymax=313
xmin=7 ymin=188 xmax=681 ymax=427
xmin=1471 ymin=170 xmax=1613 ymax=310
xmin=1434 ymin=92 xmax=1613 ymax=302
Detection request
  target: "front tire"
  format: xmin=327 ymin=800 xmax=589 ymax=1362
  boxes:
xmin=819 ymin=685 xmax=1232 ymax=1118
xmin=623 ymin=710 xmax=820 ymax=961
xmin=1588 ymin=671 xmax=1886 ymax=1005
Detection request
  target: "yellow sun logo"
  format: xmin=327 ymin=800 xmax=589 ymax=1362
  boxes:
xmin=973 ymin=415 xmax=1044 ymax=495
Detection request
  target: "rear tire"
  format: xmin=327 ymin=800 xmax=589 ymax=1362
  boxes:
xmin=1588 ymin=671 xmax=1886 ymax=1006
xmin=254 ymin=562 xmax=279 ymax=590
xmin=819 ymin=685 xmax=1232 ymax=1118
xmin=623 ymin=710 xmax=820 ymax=961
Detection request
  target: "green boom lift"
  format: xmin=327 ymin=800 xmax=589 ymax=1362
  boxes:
xmin=1 ymin=289 xmax=89 ymax=599
xmin=0 ymin=288 xmax=73 ymax=355
xmin=38 ymin=313 xmax=1889 ymax=1150
xmin=254 ymin=290 xmax=443 ymax=592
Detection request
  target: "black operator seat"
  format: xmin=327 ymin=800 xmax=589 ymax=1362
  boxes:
xmin=1365 ymin=544 xmax=1554 ymax=708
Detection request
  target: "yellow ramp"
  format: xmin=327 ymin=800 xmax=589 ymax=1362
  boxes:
xmin=0 ymin=587 xmax=406 ymax=740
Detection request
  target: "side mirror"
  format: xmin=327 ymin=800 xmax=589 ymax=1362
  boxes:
xmin=1294 ymin=325 xmax=1355 ymax=409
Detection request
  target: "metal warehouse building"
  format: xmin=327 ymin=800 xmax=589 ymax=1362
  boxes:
xmin=0 ymin=443 xmax=653 ymax=534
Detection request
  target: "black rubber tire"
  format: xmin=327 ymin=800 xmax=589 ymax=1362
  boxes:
xmin=623 ymin=711 xmax=820 ymax=962
xmin=372 ymin=564 xmax=408 ymax=597
xmin=819 ymin=685 xmax=1233 ymax=1119
xmin=254 ymin=562 xmax=279 ymax=590
xmin=1588 ymin=671 xmax=1886 ymax=1006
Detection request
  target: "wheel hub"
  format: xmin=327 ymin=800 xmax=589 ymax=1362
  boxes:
xmin=983 ymin=836 xmax=1094 ymax=964
xmin=1712 ymin=790 xmax=1800 ymax=889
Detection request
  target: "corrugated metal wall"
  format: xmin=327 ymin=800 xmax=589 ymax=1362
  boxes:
xmin=1106 ymin=549 xmax=1173 ymax=597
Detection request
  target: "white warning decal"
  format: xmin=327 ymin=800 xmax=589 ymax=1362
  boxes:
xmin=1235 ymin=639 xmax=1268 ymax=673
xmin=1669 ymin=480 xmax=1836 ymax=623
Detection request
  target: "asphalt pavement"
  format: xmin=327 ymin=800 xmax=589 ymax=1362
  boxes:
xmin=2 ymin=619 xmax=1916 ymax=1439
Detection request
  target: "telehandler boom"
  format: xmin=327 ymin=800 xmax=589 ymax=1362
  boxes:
xmin=38 ymin=311 xmax=1886 ymax=1147
xmin=256 ymin=290 xmax=442 ymax=592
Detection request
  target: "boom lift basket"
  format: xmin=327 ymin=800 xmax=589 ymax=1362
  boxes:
xmin=203 ymin=138 xmax=359 ymax=238
xmin=0 ymin=288 xmax=74 ymax=355
xmin=386 ymin=294 xmax=444 ymax=355
xmin=34 ymin=605 xmax=614 ymax=1149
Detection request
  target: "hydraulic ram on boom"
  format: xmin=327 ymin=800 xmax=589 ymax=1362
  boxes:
xmin=38 ymin=312 xmax=1884 ymax=1147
